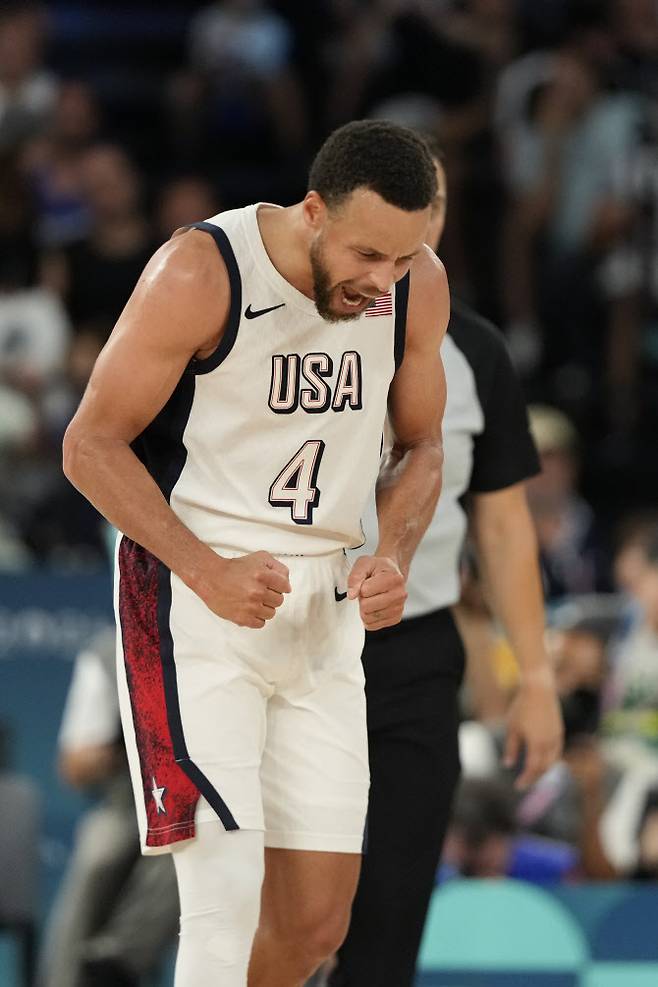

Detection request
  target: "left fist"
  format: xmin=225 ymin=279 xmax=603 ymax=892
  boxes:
xmin=347 ymin=555 xmax=407 ymax=630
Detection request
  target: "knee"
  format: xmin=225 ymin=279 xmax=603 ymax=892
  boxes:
xmin=283 ymin=900 xmax=352 ymax=964
xmin=179 ymin=842 xmax=264 ymax=930
xmin=176 ymin=833 xmax=265 ymax=977
xmin=307 ymin=909 xmax=351 ymax=963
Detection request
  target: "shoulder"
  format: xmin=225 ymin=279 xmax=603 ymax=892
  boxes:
xmin=144 ymin=228 xmax=230 ymax=296
xmin=111 ymin=229 xmax=232 ymax=358
xmin=408 ymin=245 xmax=448 ymax=306
xmin=405 ymin=245 xmax=449 ymax=342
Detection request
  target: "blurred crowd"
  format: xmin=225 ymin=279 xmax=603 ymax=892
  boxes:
xmin=1 ymin=0 xmax=658 ymax=982
xmin=2 ymin=0 xmax=658 ymax=565
xmin=2 ymin=0 xmax=658 ymax=567
xmin=449 ymin=402 xmax=658 ymax=887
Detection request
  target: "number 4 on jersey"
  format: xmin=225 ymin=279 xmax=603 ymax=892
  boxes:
xmin=269 ymin=440 xmax=325 ymax=524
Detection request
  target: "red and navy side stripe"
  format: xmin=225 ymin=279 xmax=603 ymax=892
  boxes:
xmin=121 ymin=222 xmax=242 ymax=847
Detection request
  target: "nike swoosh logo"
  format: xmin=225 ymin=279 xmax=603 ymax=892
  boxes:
xmin=244 ymin=303 xmax=286 ymax=319
xmin=334 ymin=587 xmax=348 ymax=602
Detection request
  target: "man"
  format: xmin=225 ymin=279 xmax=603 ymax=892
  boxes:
xmin=329 ymin=150 xmax=563 ymax=986
xmin=62 ymin=121 xmax=449 ymax=986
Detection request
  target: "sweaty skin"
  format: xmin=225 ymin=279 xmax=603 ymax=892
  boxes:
xmin=63 ymin=231 xmax=290 ymax=629
xmin=63 ymin=190 xmax=448 ymax=631
xmin=347 ymin=246 xmax=447 ymax=630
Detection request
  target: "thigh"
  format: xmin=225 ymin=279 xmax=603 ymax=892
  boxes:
xmin=116 ymin=540 xmax=272 ymax=855
xmin=259 ymin=848 xmax=361 ymax=939
xmin=260 ymin=593 xmax=368 ymax=854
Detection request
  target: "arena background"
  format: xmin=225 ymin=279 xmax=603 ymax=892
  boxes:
xmin=1 ymin=2 xmax=658 ymax=985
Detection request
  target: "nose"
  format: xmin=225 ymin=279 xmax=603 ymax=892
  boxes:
xmin=367 ymin=263 xmax=395 ymax=295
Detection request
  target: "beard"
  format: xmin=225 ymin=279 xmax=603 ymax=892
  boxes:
xmin=309 ymin=236 xmax=361 ymax=323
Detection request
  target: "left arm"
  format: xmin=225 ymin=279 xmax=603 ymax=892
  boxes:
xmin=348 ymin=247 xmax=449 ymax=629
xmin=471 ymin=482 xmax=564 ymax=787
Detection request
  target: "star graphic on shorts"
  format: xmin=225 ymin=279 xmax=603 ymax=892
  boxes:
xmin=151 ymin=776 xmax=167 ymax=815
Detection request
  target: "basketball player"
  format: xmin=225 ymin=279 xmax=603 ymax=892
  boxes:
xmin=329 ymin=151 xmax=563 ymax=986
xmin=62 ymin=121 xmax=449 ymax=986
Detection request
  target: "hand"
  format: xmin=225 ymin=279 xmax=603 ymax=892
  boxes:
xmin=199 ymin=551 xmax=291 ymax=629
xmin=348 ymin=555 xmax=407 ymax=630
xmin=503 ymin=668 xmax=564 ymax=790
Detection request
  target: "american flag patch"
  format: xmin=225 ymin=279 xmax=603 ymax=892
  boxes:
xmin=364 ymin=292 xmax=393 ymax=317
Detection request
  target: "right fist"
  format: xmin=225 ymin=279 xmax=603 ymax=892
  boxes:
xmin=201 ymin=551 xmax=291 ymax=628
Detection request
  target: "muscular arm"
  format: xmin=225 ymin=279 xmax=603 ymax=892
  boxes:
xmin=63 ymin=231 xmax=290 ymax=626
xmin=471 ymin=483 xmax=563 ymax=786
xmin=375 ymin=247 xmax=448 ymax=574
xmin=63 ymin=232 xmax=226 ymax=590
xmin=348 ymin=247 xmax=448 ymax=629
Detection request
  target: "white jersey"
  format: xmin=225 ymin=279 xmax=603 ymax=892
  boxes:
xmin=134 ymin=204 xmax=409 ymax=556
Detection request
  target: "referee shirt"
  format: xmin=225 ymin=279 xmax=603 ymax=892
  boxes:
xmin=359 ymin=298 xmax=540 ymax=619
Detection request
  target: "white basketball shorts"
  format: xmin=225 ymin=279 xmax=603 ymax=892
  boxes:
xmin=114 ymin=538 xmax=368 ymax=856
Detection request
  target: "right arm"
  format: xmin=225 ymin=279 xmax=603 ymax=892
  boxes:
xmin=63 ymin=232 xmax=290 ymax=627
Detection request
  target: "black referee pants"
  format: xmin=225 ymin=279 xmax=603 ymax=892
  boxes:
xmin=329 ymin=608 xmax=464 ymax=987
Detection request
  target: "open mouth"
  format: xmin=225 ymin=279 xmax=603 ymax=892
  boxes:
xmin=340 ymin=286 xmax=369 ymax=309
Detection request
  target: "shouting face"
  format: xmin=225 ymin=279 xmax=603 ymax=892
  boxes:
xmin=304 ymin=188 xmax=431 ymax=323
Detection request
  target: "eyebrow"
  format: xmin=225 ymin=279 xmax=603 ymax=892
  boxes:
xmin=354 ymin=246 xmax=420 ymax=261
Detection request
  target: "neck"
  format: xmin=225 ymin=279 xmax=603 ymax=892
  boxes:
xmin=257 ymin=202 xmax=315 ymax=300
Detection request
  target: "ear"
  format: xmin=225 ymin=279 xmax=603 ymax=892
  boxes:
xmin=302 ymin=190 xmax=327 ymax=232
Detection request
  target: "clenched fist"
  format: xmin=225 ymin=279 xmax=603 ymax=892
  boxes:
xmin=199 ymin=551 xmax=291 ymax=628
xmin=348 ymin=555 xmax=407 ymax=630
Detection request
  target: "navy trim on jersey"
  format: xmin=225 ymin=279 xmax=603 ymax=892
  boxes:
xmin=157 ymin=562 xmax=239 ymax=832
xmin=394 ymin=271 xmax=410 ymax=370
xmin=132 ymin=373 xmax=196 ymax=499
xmin=132 ymin=366 xmax=240 ymax=832
xmin=187 ymin=221 xmax=243 ymax=375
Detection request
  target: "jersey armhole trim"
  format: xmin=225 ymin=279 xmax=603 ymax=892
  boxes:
xmin=394 ymin=271 xmax=410 ymax=371
xmin=186 ymin=221 xmax=242 ymax=375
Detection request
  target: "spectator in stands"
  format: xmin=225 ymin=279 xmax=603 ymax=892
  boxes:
xmin=552 ymin=621 xmax=606 ymax=743
xmin=562 ymin=524 xmax=658 ymax=876
xmin=0 ymin=151 xmax=72 ymax=565
xmin=38 ymin=625 xmax=179 ymax=987
xmin=633 ymin=786 xmax=658 ymax=879
xmin=442 ymin=778 xmax=518 ymax=879
xmin=614 ymin=511 xmax=658 ymax=610
xmin=526 ymin=404 xmax=610 ymax=600
xmin=0 ymin=2 xmax=57 ymax=152
xmin=532 ymin=521 xmax=658 ymax=876
xmin=42 ymin=144 xmax=155 ymax=336
xmin=23 ymin=80 xmax=102 ymax=247
xmin=21 ymin=324 xmax=109 ymax=566
xmin=612 ymin=0 xmax=658 ymax=98
xmin=0 ymin=153 xmax=70 ymax=394
xmin=601 ymin=103 xmax=658 ymax=441
xmin=602 ymin=526 xmax=658 ymax=761
xmin=168 ymin=0 xmax=306 ymax=174
xmin=499 ymin=44 xmax=641 ymax=390
xmin=0 ymin=382 xmax=37 ymax=568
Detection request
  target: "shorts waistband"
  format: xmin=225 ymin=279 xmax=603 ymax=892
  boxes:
xmin=212 ymin=546 xmax=347 ymax=562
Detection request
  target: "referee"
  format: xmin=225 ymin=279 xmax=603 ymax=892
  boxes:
xmin=329 ymin=152 xmax=564 ymax=986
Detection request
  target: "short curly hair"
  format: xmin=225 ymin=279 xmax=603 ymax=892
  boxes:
xmin=308 ymin=120 xmax=437 ymax=212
